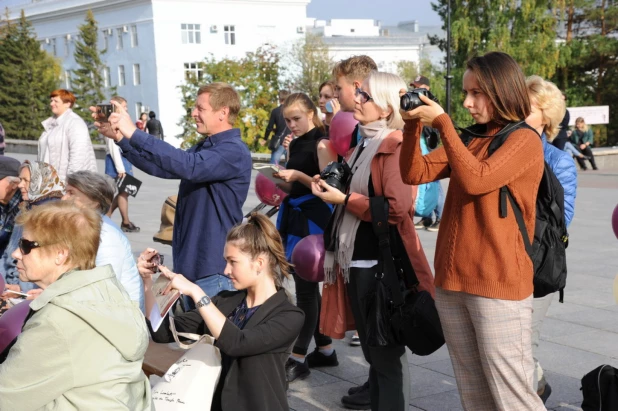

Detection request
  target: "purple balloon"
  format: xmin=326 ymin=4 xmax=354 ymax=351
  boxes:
xmin=0 ymin=300 xmax=32 ymax=353
xmin=329 ymin=112 xmax=358 ymax=157
xmin=255 ymin=172 xmax=288 ymax=207
xmin=291 ymin=234 xmax=325 ymax=283
xmin=613 ymin=204 xmax=618 ymax=240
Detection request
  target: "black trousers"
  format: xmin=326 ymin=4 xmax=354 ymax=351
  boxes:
xmin=347 ymin=266 xmax=406 ymax=411
xmin=575 ymin=145 xmax=598 ymax=170
xmin=292 ymin=270 xmax=332 ymax=356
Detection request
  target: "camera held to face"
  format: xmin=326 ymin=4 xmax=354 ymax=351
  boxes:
xmin=320 ymin=161 xmax=352 ymax=192
xmin=400 ymin=88 xmax=440 ymax=112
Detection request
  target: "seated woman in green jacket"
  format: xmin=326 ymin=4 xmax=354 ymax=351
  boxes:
xmin=0 ymin=202 xmax=151 ymax=411
xmin=139 ymin=213 xmax=304 ymax=411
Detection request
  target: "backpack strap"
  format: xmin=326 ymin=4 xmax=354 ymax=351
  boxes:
xmin=369 ymin=196 xmax=404 ymax=307
xmin=504 ymin=188 xmax=533 ymax=256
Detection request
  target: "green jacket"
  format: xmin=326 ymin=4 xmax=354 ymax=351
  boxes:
xmin=570 ymin=128 xmax=594 ymax=146
xmin=0 ymin=265 xmax=152 ymax=410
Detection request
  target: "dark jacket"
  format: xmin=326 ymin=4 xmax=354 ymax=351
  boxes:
xmin=265 ymin=105 xmax=289 ymax=151
xmin=146 ymin=118 xmax=164 ymax=140
xmin=149 ymin=289 xmax=304 ymax=411
xmin=552 ymin=109 xmax=570 ymax=150
xmin=117 ymin=128 xmax=252 ymax=282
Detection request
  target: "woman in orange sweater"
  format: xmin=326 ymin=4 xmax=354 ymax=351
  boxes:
xmin=399 ymin=52 xmax=546 ymax=410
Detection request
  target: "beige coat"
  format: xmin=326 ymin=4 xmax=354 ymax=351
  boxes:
xmin=38 ymin=108 xmax=98 ymax=182
xmin=0 ymin=265 xmax=152 ymax=410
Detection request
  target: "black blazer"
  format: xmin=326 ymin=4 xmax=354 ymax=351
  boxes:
xmin=149 ymin=289 xmax=304 ymax=411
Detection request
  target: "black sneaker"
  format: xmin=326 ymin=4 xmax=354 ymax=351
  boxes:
xmin=414 ymin=218 xmax=431 ymax=230
xmin=347 ymin=380 xmax=370 ymax=396
xmin=306 ymin=347 xmax=339 ymax=368
xmin=285 ymin=357 xmax=310 ymax=382
xmin=121 ymin=222 xmax=140 ymax=233
xmin=426 ymin=219 xmax=440 ymax=232
xmin=342 ymin=381 xmax=371 ymax=410
xmin=538 ymin=382 xmax=552 ymax=404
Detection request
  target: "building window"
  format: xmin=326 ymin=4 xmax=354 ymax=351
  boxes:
xmin=133 ymin=64 xmax=141 ymax=85
xmin=64 ymin=71 xmax=71 ymax=89
xmin=102 ymin=31 xmax=109 ymax=50
xmin=102 ymin=67 xmax=111 ymax=87
xmin=130 ymin=25 xmax=138 ymax=47
xmin=181 ymin=23 xmax=201 ymax=44
xmin=51 ymin=38 xmax=57 ymax=56
xmin=64 ymin=36 xmax=70 ymax=57
xmin=118 ymin=65 xmax=125 ymax=86
xmin=224 ymin=25 xmax=236 ymax=45
xmin=116 ymin=28 xmax=123 ymax=50
xmin=184 ymin=62 xmax=203 ymax=80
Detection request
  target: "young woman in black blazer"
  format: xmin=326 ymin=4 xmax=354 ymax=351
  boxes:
xmin=139 ymin=214 xmax=304 ymax=411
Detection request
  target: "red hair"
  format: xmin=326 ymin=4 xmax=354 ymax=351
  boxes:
xmin=49 ymin=89 xmax=76 ymax=107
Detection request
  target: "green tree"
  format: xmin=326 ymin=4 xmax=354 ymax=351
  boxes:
xmin=282 ymin=34 xmax=333 ymax=102
xmin=429 ymin=0 xmax=562 ymax=127
xmin=177 ymin=45 xmax=281 ymax=151
xmin=71 ymin=10 xmax=107 ymax=129
xmin=0 ymin=10 xmax=61 ymax=140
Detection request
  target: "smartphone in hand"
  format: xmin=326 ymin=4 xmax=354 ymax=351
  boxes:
xmin=150 ymin=253 xmax=165 ymax=273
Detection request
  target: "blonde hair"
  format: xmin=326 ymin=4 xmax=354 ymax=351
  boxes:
xmin=366 ymin=71 xmax=406 ymax=129
xmin=197 ymin=82 xmax=241 ymax=125
xmin=226 ymin=213 xmax=291 ymax=289
xmin=575 ymin=117 xmax=588 ymax=131
xmin=16 ymin=202 xmax=101 ymax=270
xmin=332 ymin=55 xmax=378 ymax=83
xmin=282 ymin=93 xmax=325 ymax=133
xmin=526 ymin=75 xmax=566 ymax=140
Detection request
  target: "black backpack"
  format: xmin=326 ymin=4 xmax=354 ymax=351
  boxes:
xmin=460 ymin=122 xmax=569 ymax=301
xmin=581 ymin=365 xmax=618 ymax=411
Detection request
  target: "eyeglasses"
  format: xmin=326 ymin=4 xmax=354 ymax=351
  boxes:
xmin=355 ymin=88 xmax=373 ymax=104
xmin=19 ymin=238 xmax=42 ymax=255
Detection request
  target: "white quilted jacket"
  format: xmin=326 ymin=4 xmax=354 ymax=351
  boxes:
xmin=38 ymin=109 xmax=98 ymax=181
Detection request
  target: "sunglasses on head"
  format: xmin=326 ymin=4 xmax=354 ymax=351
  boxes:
xmin=19 ymin=238 xmax=42 ymax=255
xmin=355 ymin=88 xmax=373 ymax=104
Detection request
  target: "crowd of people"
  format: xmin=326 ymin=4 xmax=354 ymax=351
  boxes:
xmin=0 ymin=48 xmax=598 ymax=411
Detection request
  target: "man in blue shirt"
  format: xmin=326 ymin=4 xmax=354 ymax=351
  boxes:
xmin=96 ymin=83 xmax=252 ymax=304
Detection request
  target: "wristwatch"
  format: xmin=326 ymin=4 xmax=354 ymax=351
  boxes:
xmin=196 ymin=295 xmax=212 ymax=308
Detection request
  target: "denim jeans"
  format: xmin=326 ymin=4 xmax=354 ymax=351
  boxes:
xmin=433 ymin=182 xmax=445 ymax=220
xmin=270 ymin=145 xmax=287 ymax=166
xmin=183 ymin=273 xmax=235 ymax=310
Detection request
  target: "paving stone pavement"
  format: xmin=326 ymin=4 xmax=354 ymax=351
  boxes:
xmin=7 ymin=152 xmax=618 ymax=411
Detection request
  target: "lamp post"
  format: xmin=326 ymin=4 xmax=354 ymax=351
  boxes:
xmin=445 ymin=0 xmax=453 ymax=116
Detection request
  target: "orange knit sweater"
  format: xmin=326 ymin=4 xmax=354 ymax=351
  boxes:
xmin=400 ymin=114 xmax=544 ymax=301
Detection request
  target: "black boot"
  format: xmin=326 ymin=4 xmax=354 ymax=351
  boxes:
xmin=342 ymin=380 xmax=371 ymax=410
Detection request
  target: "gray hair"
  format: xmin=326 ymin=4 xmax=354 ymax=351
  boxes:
xmin=65 ymin=171 xmax=115 ymax=214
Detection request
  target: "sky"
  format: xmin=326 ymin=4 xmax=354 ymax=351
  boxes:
xmin=306 ymin=0 xmax=442 ymax=27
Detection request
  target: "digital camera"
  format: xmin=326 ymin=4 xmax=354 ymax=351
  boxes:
xmin=400 ymin=88 xmax=440 ymax=112
xmin=320 ymin=161 xmax=352 ymax=192
xmin=96 ymin=104 xmax=116 ymax=122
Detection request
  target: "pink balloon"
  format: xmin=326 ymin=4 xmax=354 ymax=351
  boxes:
xmin=329 ymin=111 xmax=358 ymax=157
xmin=255 ymin=172 xmax=288 ymax=207
xmin=291 ymin=234 xmax=325 ymax=282
xmin=0 ymin=299 xmax=32 ymax=353
xmin=612 ymin=204 xmax=618 ymax=240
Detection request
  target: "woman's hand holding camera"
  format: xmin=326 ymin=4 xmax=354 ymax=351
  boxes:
xmin=399 ymin=89 xmax=445 ymax=126
xmin=311 ymin=176 xmax=347 ymax=205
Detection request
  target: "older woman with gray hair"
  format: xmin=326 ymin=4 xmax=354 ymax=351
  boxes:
xmin=62 ymin=171 xmax=144 ymax=311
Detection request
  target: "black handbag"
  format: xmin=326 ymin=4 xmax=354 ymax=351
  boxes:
xmin=368 ymin=196 xmax=445 ymax=356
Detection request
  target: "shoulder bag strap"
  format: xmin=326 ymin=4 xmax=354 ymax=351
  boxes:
xmin=504 ymin=189 xmax=533 ymax=255
xmin=169 ymin=315 xmax=214 ymax=350
xmin=369 ymin=196 xmax=404 ymax=307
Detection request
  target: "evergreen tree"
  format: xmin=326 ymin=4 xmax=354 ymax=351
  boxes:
xmin=0 ymin=10 xmax=61 ymax=140
xmin=71 ymin=10 xmax=106 ymax=126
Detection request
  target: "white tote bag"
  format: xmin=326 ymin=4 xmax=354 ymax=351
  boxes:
xmin=152 ymin=316 xmax=222 ymax=410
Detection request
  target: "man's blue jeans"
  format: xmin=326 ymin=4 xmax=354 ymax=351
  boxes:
xmin=183 ymin=273 xmax=235 ymax=310
xmin=270 ymin=145 xmax=287 ymax=166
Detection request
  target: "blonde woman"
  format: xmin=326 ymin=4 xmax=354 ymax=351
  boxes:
xmin=526 ymin=75 xmax=578 ymax=403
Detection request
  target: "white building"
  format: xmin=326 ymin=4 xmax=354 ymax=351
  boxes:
xmin=308 ymin=19 xmax=445 ymax=76
xmin=5 ymin=0 xmax=309 ymax=146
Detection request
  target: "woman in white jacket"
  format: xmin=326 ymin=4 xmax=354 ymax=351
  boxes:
xmin=38 ymin=89 xmax=97 ymax=182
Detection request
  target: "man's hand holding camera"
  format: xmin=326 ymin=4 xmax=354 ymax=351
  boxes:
xmin=90 ymin=100 xmax=138 ymax=142
xmin=399 ymin=88 xmax=445 ymax=126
